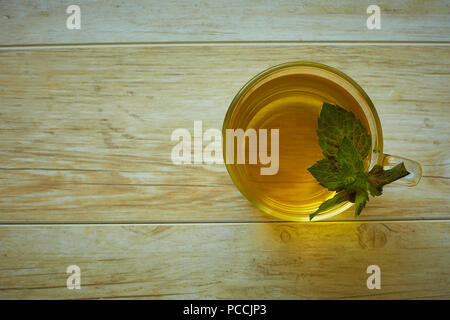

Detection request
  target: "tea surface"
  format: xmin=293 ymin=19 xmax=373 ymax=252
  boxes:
xmin=230 ymin=70 xmax=371 ymax=214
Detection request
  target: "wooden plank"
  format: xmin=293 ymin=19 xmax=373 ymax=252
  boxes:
xmin=0 ymin=221 xmax=448 ymax=299
xmin=0 ymin=0 xmax=449 ymax=45
xmin=0 ymin=45 xmax=449 ymax=223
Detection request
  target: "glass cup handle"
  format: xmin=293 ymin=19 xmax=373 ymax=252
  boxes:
xmin=382 ymin=154 xmax=422 ymax=187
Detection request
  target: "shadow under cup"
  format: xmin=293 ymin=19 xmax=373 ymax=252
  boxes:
xmin=222 ymin=62 xmax=385 ymax=221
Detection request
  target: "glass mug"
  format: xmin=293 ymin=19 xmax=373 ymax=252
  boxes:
xmin=222 ymin=62 xmax=422 ymax=221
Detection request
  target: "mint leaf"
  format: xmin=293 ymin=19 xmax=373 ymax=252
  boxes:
xmin=308 ymin=138 xmax=365 ymax=192
xmin=317 ymin=103 xmax=371 ymax=159
xmin=307 ymin=158 xmax=354 ymax=191
xmin=308 ymin=102 xmax=411 ymax=220
xmin=337 ymin=137 xmax=365 ymax=176
xmin=309 ymin=190 xmax=350 ymax=220
xmin=354 ymin=189 xmax=369 ymax=216
xmin=368 ymin=163 xmax=409 ymax=196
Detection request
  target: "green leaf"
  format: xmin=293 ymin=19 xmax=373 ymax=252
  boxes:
xmin=337 ymin=137 xmax=365 ymax=176
xmin=368 ymin=163 xmax=410 ymax=196
xmin=309 ymin=190 xmax=350 ymax=220
xmin=353 ymin=189 xmax=369 ymax=216
xmin=317 ymin=103 xmax=371 ymax=159
xmin=308 ymin=137 xmax=366 ymax=192
xmin=307 ymin=158 xmax=355 ymax=191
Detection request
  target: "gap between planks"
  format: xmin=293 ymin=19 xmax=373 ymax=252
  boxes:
xmin=1 ymin=219 xmax=450 ymax=226
xmin=1 ymin=40 xmax=450 ymax=51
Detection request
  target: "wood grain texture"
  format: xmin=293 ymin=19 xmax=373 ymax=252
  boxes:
xmin=0 ymin=221 xmax=448 ymax=299
xmin=0 ymin=0 xmax=449 ymax=45
xmin=1 ymin=0 xmax=448 ymax=302
xmin=0 ymin=45 xmax=449 ymax=222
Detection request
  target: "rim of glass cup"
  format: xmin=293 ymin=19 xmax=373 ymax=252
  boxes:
xmin=222 ymin=61 xmax=384 ymax=221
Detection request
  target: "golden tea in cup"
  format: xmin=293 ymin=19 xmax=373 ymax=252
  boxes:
xmin=223 ymin=62 xmax=421 ymax=221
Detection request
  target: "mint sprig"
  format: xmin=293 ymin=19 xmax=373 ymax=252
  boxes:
xmin=308 ymin=103 xmax=410 ymax=220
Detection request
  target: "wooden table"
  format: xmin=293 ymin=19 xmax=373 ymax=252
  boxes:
xmin=0 ymin=0 xmax=449 ymax=299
